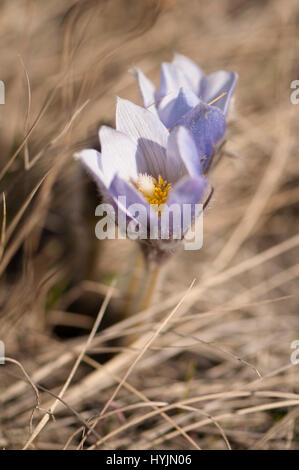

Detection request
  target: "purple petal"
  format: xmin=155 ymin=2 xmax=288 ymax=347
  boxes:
xmin=109 ymin=174 xmax=156 ymax=230
xmin=158 ymin=87 xmax=200 ymax=129
xmin=176 ymin=101 xmax=226 ymax=171
xmin=202 ymin=71 xmax=238 ymax=115
xmin=167 ymin=126 xmax=203 ymax=183
xmin=165 ymin=176 xmax=208 ymax=236
xmin=168 ymin=175 xmax=208 ymax=207
xmin=172 ymin=53 xmax=205 ymax=94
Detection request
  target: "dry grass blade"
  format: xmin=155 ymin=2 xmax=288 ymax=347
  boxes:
xmin=22 ymin=281 xmax=115 ymax=449
xmin=0 ymin=192 xmax=6 ymax=260
xmin=81 ymin=280 xmax=201 ymax=450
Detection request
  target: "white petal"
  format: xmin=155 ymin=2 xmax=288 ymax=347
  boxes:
xmin=116 ymin=97 xmax=168 ymax=178
xmin=99 ymin=126 xmax=138 ymax=186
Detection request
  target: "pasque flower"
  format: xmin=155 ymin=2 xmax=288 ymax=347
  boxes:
xmin=134 ymin=53 xmax=237 ymax=171
xmin=75 ymin=98 xmax=224 ymax=264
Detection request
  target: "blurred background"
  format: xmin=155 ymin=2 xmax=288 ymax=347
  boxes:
xmin=0 ymin=0 xmax=299 ymax=450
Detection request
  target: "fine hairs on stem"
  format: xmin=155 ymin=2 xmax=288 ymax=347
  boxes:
xmin=121 ymin=246 xmax=167 ymax=344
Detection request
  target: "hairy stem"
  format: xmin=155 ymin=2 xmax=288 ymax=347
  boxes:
xmin=122 ymin=248 xmax=144 ymax=317
xmin=137 ymin=262 xmax=162 ymax=313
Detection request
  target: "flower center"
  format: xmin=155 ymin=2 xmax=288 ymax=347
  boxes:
xmin=136 ymin=174 xmax=172 ymax=212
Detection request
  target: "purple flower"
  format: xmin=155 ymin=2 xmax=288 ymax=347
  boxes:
xmin=134 ymin=53 xmax=238 ymax=121
xmin=133 ymin=54 xmax=237 ymax=170
xmin=75 ymin=98 xmax=212 ymax=263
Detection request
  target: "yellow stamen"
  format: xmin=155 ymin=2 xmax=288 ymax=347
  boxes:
xmin=208 ymin=92 xmax=227 ymax=106
xmin=136 ymin=174 xmax=172 ymax=214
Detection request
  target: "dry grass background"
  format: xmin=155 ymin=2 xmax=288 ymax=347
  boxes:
xmin=0 ymin=0 xmax=299 ymax=450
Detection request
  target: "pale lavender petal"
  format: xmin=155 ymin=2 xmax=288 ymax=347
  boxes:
xmin=167 ymin=126 xmax=203 ymax=183
xmin=109 ymin=174 xmax=157 ymax=229
xmin=99 ymin=126 xmax=138 ymax=186
xmin=172 ymin=53 xmax=205 ymax=94
xmin=176 ymin=101 xmax=226 ymax=171
xmin=116 ymin=97 xmax=168 ymax=178
xmin=166 ymin=176 xmax=208 ymax=236
xmin=158 ymin=62 xmax=192 ymax=99
xmin=202 ymin=71 xmax=238 ymax=115
xmin=74 ymin=149 xmax=106 ymax=187
xmin=132 ymin=67 xmax=158 ymax=114
xmin=158 ymin=87 xmax=200 ymax=129
xmin=168 ymin=175 xmax=207 ymax=207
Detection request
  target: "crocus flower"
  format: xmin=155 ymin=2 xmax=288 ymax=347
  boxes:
xmin=133 ymin=53 xmax=237 ymax=171
xmin=134 ymin=53 xmax=238 ymax=120
xmin=75 ymin=98 xmax=221 ymax=265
